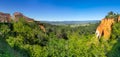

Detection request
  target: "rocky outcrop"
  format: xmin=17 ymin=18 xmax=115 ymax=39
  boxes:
xmin=13 ymin=12 xmax=34 ymax=22
xmin=0 ymin=12 xmax=46 ymax=32
xmin=39 ymin=24 xmax=46 ymax=32
xmin=95 ymin=16 xmax=120 ymax=40
xmin=13 ymin=12 xmax=46 ymax=32
xmin=0 ymin=12 xmax=11 ymax=22
xmin=95 ymin=18 xmax=115 ymax=40
xmin=118 ymin=16 xmax=120 ymax=22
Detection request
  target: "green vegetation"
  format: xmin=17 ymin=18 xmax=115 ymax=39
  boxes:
xmin=108 ymin=22 xmax=120 ymax=57
xmin=0 ymin=15 xmax=120 ymax=57
xmin=105 ymin=11 xmax=120 ymax=22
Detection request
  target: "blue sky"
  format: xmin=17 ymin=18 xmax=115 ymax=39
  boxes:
xmin=0 ymin=0 xmax=120 ymax=21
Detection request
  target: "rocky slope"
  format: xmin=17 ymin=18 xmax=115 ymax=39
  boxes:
xmin=0 ymin=12 xmax=11 ymax=22
xmin=13 ymin=12 xmax=34 ymax=22
xmin=0 ymin=12 xmax=45 ymax=32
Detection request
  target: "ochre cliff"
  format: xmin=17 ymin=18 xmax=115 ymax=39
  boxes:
xmin=96 ymin=18 xmax=115 ymax=40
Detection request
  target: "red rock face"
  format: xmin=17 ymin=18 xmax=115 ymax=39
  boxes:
xmin=96 ymin=18 xmax=114 ymax=40
xmin=0 ymin=12 xmax=11 ymax=22
xmin=13 ymin=12 xmax=34 ymax=22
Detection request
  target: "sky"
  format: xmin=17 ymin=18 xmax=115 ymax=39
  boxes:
xmin=0 ymin=0 xmax=120 ymax=21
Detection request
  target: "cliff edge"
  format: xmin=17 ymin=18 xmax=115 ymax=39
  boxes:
xmin=95 ymin=11 xmax=120 ymax=40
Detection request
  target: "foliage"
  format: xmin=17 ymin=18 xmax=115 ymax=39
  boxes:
xmin=0 ymin=17 xmax=120 ymax=57
xmin=105 ymin=11 xmax=120 ymax=22
xmin=107 ymin=22 xmax=120 ymax=57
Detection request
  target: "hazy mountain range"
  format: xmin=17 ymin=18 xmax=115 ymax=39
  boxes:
xmin=41 ymin=20 xmax=100 ymax=25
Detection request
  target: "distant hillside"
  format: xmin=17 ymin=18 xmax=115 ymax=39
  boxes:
xmin=41 ymin=20 xmax=100 ymax=25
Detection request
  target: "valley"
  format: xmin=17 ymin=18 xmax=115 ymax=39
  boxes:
xmin=0 ymin=11 xmax=120 ymax=57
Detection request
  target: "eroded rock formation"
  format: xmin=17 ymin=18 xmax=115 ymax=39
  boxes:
xmin=0 ymin=12 xmax=46 ymax=32
xmin=13 ymin=12 xmax=34 ymax=22
xmin=0 ymin=12 xmax=11 ymax=22
xmin=95 ymin=18 xmax=115 ymax=40
xmin=39 ymin=24 xmax=46 ymax=32
xmin=118 ymin=16 xmax=120 ymax=22
xmin=13 ymin=12 xmax=46 ymax=32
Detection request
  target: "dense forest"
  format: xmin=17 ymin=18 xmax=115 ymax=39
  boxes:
xmin=0 ymin=12 xmax=120 ymax=57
